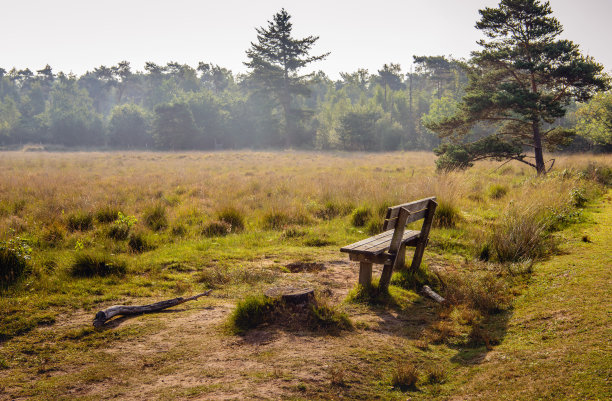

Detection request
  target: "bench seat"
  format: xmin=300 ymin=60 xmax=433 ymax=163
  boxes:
xmin=340 ymin=229 xmax=420 ymax=256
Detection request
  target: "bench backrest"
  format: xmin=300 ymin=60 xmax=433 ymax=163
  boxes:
xmin=383 ymin=197 xmax=437 ymax=253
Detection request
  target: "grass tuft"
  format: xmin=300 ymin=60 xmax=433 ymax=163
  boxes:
xmin=143 ymin=204 xmax=167 ymax=231
xmin=390 ymin=361 xmax=419 ymax=390
xmin=95 ymin=206 xmax=120 ymax=223
xmin=433 ymin=200 xmax=460 ymax=228
xmin=217 ymin=207 xmax=245 ymax=232
xmin=202 ymin=220 xmax=231 ymax=237
xmin=66 ymin=211 xmax=94 ymax=231
xmin=351 ymin=206 xmax=372 ymax=227
xmin=488 ymin=184 xmax=509 ymax=199
xmin=127 ymin=231 xmax=155 ymax=253
xmin=228 ymin=295 xmax=277 ymax=334
xmin=70 ymin=252 xmax=127 ymax=277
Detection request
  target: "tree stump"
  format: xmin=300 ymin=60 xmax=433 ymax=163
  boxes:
xmin=264 ymin=286 xmax=314 ymax=305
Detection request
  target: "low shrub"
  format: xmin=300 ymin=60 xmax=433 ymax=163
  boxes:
xmin=107 ymin=223 xmax=130 ymax=240
xmin=217 ymin=207 xmax=245 ymax=232
xmin=433 ymin=200 xmax=460 ymax=228
xmin=107 ymin=212 xmax=137 ymax=240
xmin=315 ymin=200 xmax=351 ymax=220
xmin=127 ymin=232 xmax=154 ymax=253
xmin=202 ymin=220 xmax=231 ymax=237
xmin=66 ymin=211 xmax=94 ymax=231
xmin=391 ymin=362 xmax=419 ymax=390
xmin=70 ymin=252 xmax=126 ymax=277
xmin=0 ymin=238 xmax=31 ymax=288
xmin=487 ymin=184 xmax=508 ymax=199
xmin=570 ymin=188 xmax=588 ymax=208
xmin=95 ymin=206 xmax=120 ymax=223
xmin=143 ymin=204 xmax=167 ymax=231
xmin=351 ymin=206 xmax=371 ymax=227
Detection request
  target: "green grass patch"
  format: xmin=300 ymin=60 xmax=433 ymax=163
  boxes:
xmin=69 ymin=252 xmax=127 ymax=277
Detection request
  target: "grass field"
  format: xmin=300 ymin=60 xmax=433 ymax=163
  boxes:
xmin=0 ymin=151 xmax=610 ymax=400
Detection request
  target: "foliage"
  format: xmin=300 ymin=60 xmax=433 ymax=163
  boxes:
xmin=575 ymin=91 xmax=612 ymax=146
xmin=107 ymin=212 xmax=137 ymax=240
xmin=152 ymin=102 xmax=198 ymax=150
xmin=0 ymin=237 xmax=31 ymax=288
xmin=70 ymin=252 xmax=126 ymax=277
xmin=108 ymin=104 xmax=151 ymax=148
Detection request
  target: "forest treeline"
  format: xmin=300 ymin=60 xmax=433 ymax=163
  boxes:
xmin=0 ymin=58 xmax=471 ymax=151
xmin=0 ymin=7 xmax=610 ymax=153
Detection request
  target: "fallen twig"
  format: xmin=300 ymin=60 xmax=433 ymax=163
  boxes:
xmin=93 ymin=290 xmax=212 ymax=328
xmin=421 ymin=285 xmax=446 ymax=304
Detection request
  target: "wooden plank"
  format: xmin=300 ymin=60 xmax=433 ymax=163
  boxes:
xmin=359 ymin=262 xmax=372 ymax=286
xmin=340 ymin=230 xmax=394 ymax=251
xmin=341 ymin=230 xmax=420 ymax=255
xmin=382 ymin=197 xmax=436 ymax=230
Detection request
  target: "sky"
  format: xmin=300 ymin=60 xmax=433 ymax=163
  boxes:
xmin=1 ymin=0 xmax=610 ymax=79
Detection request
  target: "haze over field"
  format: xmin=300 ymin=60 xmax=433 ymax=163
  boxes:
xmin=2 ymin=0 xmax=611 ymax=76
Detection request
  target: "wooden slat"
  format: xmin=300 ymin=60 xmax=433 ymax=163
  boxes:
xmin=341 ymin=229 xmax=420 ymax=256
xmin=382 ymin=197 xmax=436 ymax=230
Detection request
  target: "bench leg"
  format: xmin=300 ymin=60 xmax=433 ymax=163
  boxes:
xmin=358 ymin=262 xmax=372 ymax=287
xmin=379 ymin=263 xmax=394 ymax=292
xmin=397 ymin=244 xmax=407 ymax=269
xmin=410 ymin=239 xmax=427 ymax=271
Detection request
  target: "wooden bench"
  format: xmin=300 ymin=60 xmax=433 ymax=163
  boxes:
xmin=340 ymin=197 xmax=437 ymax=291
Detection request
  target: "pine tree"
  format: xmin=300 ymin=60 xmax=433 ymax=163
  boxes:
xmin=427 ymin=0 xmax=609 ymax=174
xmin=244 ymin=9 xmax=329 ymax=146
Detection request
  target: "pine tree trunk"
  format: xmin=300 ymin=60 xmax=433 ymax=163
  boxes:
xmin=532 ymin=121 xmax=546 ymax=175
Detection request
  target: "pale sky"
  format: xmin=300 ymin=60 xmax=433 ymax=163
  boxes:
xmin=1 ymin=0 xmax=610 ymax=78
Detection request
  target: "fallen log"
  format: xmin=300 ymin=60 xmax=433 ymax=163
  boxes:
xmin=421 ymin=285 xmax=446 ymax=304
xmin=93 ymin=290 xmax=212 ymax=328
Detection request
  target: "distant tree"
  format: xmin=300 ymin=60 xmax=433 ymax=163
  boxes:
xmin=244 ymin=8 xmax=329 ymax=146
xmin=198 ymin=62 xmax=233 ymax=93
xmin=376 ymin=63 xmax=405 ymax=111
xmin=413 ymin=56 xmax=462 ymax=99
xmin=152 ymin=102 xmax=198 ymax=150
xmin=108 ymin=104 xmax=151 ymax=148
xmin=426 ymin=0 xmax=609 ymax=174
xmin=338 ymin=107 xmax=381 ymax=150
xmin=576 ymin=92 xmax=612 ymax=147
xmin=45 ymin=78 xmax=104 ymax=146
